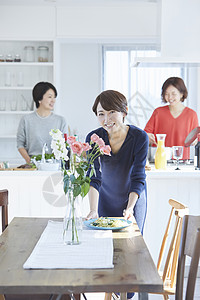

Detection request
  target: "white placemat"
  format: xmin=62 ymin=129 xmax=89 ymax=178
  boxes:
xmin=23 ymin=220 xmax=114 ymax=269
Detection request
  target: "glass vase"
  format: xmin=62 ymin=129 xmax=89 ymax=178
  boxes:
xmin=63 ymin=190 xmax=82 ymax=245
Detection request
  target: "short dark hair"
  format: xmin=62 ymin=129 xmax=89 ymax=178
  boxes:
xmin=92 ymin=90 xmax=128 ymax=116
xmin=161 ymin=77 xmax=188 ymax=103
xmin=32 ymin=82 xmax=57 ymax=108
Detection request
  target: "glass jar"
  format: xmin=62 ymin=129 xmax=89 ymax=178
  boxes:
xmin=5 ymin=54 xmax=13 ymax=62
xmin=0 ymin=54 xmax=5 ymax=62
xmin=24 ymin=46 xmax=35 ymax=62
xmin=37 ymin=46 xmax=49 ymax=62
xmin=14 ymin=54 xmax=21 ymax=62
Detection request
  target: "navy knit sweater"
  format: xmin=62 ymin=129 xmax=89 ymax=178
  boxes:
xmin=86 ymin=125 xmax=149 ymax=217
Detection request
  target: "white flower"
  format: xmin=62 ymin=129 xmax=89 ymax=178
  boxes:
xmin=49 ymin=129 xmax=63 ymax=141
xmin=50 ymin=137 xmax=69 ymax=161
xmin=61 ymin=147 xmax=69 ymax=161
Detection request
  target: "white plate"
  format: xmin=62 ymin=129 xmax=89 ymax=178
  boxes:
xmin=84 ymin=218 xmax=132 ymax=231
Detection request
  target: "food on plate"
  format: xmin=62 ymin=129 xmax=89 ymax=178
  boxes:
xmin=90 ymin=217 xmax=126 ymax=228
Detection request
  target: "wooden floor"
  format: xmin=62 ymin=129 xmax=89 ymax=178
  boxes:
xmin=81 ymin=277 xmax=200 ymax=299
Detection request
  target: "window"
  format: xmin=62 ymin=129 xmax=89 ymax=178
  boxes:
xmin=103 ymin=46 xmax=185 ymax=129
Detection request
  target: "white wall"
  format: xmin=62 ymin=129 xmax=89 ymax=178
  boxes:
xmin=56 ymin=2 xmax=159 ymax=39
xmin=55 ymin=43 xmax=100 ymax=141
xmin=161 ymin=0 xmax=200 ymax=59
xmin=0 ymin=6 xmax=56 ymax=39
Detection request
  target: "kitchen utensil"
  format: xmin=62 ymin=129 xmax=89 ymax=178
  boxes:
xmin=184 ymin=126 xmax=200 ymax=147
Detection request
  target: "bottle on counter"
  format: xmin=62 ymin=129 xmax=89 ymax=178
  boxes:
xmin=155 ymin=134 xmax=167 ymax=170
xmin=194 ymin=133 xmax=200 ymax=170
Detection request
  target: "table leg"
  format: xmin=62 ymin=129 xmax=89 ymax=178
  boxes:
xmin=138 ymin=292 xmax=148 ymax=300
xmin=120 ymin=293 xmax=127 ymax=300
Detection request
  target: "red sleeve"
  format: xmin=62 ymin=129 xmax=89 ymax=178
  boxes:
xmin=191 ymin=110 xmax=199 ymax=129
xmin=144 ymin=109 xmax=157 ymax=133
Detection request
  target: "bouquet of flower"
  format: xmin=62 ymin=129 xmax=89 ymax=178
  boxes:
xmin=49 ymin=129 xmax=111 ymax=244
xmin=50 ymin=129 xmax=111 ymax=197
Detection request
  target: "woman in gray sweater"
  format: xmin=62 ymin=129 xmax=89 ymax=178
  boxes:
xmin=17 ymin=82 xmax=67 ymax=163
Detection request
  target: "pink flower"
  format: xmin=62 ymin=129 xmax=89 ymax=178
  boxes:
xmin=90 ymin=133 xmax=99 ymax=143
xmin=82 ymin=142 xmax=92 ymax=151
xmin=96 ymin=137 xmax=105 ymax=148
xmin=67 ymin=136 xmax=77 ymax=145
xmin=71 ymin=141 xmax=83 ymax=156
xmin=100 ymin=145 xmax=111 ymax=156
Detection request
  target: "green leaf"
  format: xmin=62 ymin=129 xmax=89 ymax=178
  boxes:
xmin=73 ymin=185 xmax=81 ymax=197
xmin=70 ymin=174 xmax=76 ymax=183
xmin=85 ymin=176 xmax=91 ymax=183
xmin=81 ymin=182 xmax=90 ymax=198
xmin=76 ymin=167 xmax=84 ymax=176
xmin=89 ymin=168 xmax=94 ymax=178
xmin=63 ymin=177 xmax=70 ymax=194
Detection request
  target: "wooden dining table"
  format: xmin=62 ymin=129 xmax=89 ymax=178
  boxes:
xmin=0 ymin=217 xmax=163 ymax=300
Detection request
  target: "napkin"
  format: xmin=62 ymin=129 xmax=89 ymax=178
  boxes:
xmin=23 ymin=220 xmax=114 ymax=269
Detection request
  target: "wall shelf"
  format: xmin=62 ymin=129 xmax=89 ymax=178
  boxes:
xmin=0 ymin=40 xmax=54 ymax=159
xmin=0 ymin=87 xmax=32 ymax=90
xmin=0 ymin=62 xmax=53 ymax=66
xmin=0 ymin=111 xmax=32 ymax=114
xmin=0 ymin=135 xmax=16 ymax=139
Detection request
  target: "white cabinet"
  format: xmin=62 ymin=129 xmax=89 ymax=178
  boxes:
xmin=0 ymin=40 xmax=54 ymax=161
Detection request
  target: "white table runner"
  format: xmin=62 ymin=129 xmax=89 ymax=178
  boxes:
xmin=23 ymin=220 xmax=114 ymax=269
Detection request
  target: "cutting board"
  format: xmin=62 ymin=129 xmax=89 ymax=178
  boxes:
xmin=0 ymin=167 xmax=37 ymax=171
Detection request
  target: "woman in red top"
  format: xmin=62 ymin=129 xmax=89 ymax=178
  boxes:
xmin=144 ymin=77 xmax=199 ymax=160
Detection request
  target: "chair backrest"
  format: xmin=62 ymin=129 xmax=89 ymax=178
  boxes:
xmin=175 ymin=215 xmax=200 ymax=300
xmin=0 ymin=189 xmax=8 ymax=232
xmin=157 ymin=198 xmax=189 ymax=290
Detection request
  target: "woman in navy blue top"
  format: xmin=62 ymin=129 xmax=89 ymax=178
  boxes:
xmin=86 ymin=90 xmax=148 ymax=234
xmin=86 ymin=90 xmax=148 ymax=299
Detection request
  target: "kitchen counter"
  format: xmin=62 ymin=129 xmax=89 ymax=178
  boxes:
xmin=144 ymin=163 xmax=200 ymax=264
xmin=146 ymin=163 xmax=200 ymax=177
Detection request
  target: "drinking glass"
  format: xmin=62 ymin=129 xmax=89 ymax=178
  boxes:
xmin=172 ymin=146 xmax=183 ymax=170
xmin=10 ymin=99 xmax=17 ymax=111
xmin=0 ymin=99 xmax=6 ymax=111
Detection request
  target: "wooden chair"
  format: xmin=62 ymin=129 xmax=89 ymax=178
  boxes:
xmin=0 ymin=190 xmax=8 ymax=300
xmin=104 ymin=198 xmax=189 ymax=300
xmin=156 ymin=198 xmax=189 ymax=299
xmin=175 ymin=215 xmax=200 ymax=300
xmin=0 ymin=189 xmax=8 ymax=232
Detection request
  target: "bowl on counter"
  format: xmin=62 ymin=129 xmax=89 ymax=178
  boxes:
xmin=36 ymin=162 xmax=60 ymax=171
xmin=31 ymin=158 xmax=60 ymax=171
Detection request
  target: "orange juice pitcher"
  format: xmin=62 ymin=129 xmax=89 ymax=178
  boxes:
xmin=155 ymin=134 xmax=167 ymax=170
